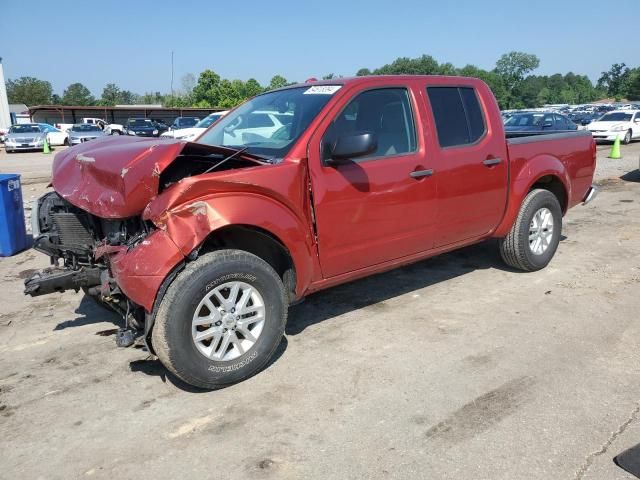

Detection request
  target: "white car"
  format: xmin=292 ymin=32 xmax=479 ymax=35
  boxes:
xmin=161 ymin=111 xmax=229 ymax=141
xmin=222 ymin=110 xmax=293 ymax=146
xmin=39 ymin=124 xmax=69 ymax=146
xmin=587 ymin=110 xmax=640 ymax=144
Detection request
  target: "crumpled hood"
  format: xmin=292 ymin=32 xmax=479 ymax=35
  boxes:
xmin=51 ymin=136 xmax=262 ymax=218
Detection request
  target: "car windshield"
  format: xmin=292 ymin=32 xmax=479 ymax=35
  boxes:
xmin=198 ymin=86 xmax=339 ymax=160
xmin=10 ymin=125 xmax=41 ymax=133
xmin=129 ymin=119 xmax=154 ymax=127
xmin=504 ymin=113 xmax=545 ymax=127
xmin=72 ymin=124 xmax=101 ymax=132
xmin=599 ymin=112 xmax=632 ymax=122
xmin=195 ymin=114 xmax=223 ymax=129
xmin=177 ymin=118 xmax=198 ymax=128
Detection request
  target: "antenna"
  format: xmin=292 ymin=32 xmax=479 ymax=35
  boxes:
xmin=171 ymin=51 xmax=174 ymax=98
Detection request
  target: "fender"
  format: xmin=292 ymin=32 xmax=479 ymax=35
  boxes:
xmin=144 ymin=192 xmax=317 ymax=298
xmin=493 ymin=153 xmax=571 ymax=238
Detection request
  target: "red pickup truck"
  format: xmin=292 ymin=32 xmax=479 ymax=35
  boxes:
xmin=25 ymin=76 xmax=597 ymax=389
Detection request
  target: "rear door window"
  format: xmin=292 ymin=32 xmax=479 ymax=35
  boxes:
xmin=427 ymin=87 xmax=486 ymax=147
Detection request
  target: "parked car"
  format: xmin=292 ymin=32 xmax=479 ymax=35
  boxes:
xmin=25 ymin=76 xmax=596 ymax=389
xmin=123 ymin=118 xmax=160 ymax=137
xmin=38 ymin=123 xmax=69 ymax=146
xmin=160 ymin=111 xmax=229 ymax=141
xmin=0 ymin=127 xmax=8 ymax=143
xmin=151 ymin=120 xmax=170 ymax=135
xmin=3 ymin=124 xmax=47 ymax=152
xmin=169 ymin=116 xmax=200 ymax=131
xmin=587 ymin=110 xmax=640 ymax=144
xmin=68 ymin=124 xmax=107 ymax=145
xmin=504 ymin=112 xmax=578 ymax=133
xmin=57 ymin=118 xmax=124 ymax=136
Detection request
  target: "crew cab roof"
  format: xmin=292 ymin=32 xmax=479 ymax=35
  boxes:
xmin=271 ymin=75 xmax=488 ymax=92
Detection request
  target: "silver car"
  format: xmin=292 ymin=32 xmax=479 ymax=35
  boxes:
xmin=68 ymin=124 xmax=106 ymax=145
xmin=4 ymin=124 xmax=47 ymax=152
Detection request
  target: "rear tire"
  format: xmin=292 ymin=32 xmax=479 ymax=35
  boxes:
xmin=111 ymin=130 xmax=121 ymax=136
xmin=499 ymin=189 xmax=562 ymax=271
xmin=152 ymin=250 xmax=287 ymax=389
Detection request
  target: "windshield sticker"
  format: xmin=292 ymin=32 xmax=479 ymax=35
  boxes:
xmin=303 ymin=85 xmax=342 ymax=95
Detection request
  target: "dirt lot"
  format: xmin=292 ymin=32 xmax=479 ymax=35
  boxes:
xmin=0 ymin=142 xmax=639 ymax=479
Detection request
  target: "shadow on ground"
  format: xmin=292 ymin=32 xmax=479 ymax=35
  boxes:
xmin=128 ymin=336 xmax=288 ymax=393
xmin=287 ymin=240 xmax=510 ymax=336
xmin=621 ymin=169 xmax=640 ymax=183
xmin=54 ymin=295 xmax=122 ymax=331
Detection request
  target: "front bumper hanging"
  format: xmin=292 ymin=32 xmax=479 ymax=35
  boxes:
xmin=24 ymin=267 xmax=101 ymax=297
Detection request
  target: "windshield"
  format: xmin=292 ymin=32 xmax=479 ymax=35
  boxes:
xmin=128 ymin=119 xmax=154 ymax=127
xmin=504 ymin=113 xmax=545 ymax=127
xmin=198 ymin=86 xmax=339 ymax=159
xmin=599 ymin=112 xmax=632 ymax=122
xmin=196 ymin=114 xmax=224 ymax=129
xmin=176 ymin=117 xmax=199 ymax=128
xmin=10 ymin=125 xmax=41 ymax=133
xmin=72 ymin=124 xmax=101 ymax=132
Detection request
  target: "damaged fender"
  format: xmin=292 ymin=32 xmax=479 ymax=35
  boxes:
xmin=143 ymin=190 xmax=316 ymax=300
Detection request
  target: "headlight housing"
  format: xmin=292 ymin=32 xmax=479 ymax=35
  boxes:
xmin=611 ymin=125 xmax=626 ymax=131
xmin=127 ymin=130 xmax=136 ymax=136
xmin=153 ymin=129 xmax=159 ymax=135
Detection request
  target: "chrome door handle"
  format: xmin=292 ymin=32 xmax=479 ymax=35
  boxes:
xmin=483 ymin=158 xmax=502 ymax=166
xmin=410 ymin=169 xmax=433 ymax=178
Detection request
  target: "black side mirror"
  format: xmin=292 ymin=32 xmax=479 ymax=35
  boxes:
xmin=327 ymin=131 xmax=378 ymax=165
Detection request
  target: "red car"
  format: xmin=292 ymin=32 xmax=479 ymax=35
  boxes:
xmin=26 ymin=76 xmax=597 ymax=389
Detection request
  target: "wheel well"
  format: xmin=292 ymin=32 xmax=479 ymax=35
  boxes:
xmin=197 ymin=225 xmax=296 ymax=301
xmin=530 ymin=175 xmax=567 ymax=212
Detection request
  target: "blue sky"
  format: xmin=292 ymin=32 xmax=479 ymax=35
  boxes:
xmin=2 ymin=0 xmax=639 ymax=96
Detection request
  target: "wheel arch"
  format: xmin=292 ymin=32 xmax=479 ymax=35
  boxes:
xmin=494 ymin=154 xmax=571 ymax=237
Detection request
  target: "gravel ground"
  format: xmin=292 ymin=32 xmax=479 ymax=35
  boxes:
xmin=0 ymin=141 xmax=639 ymax=479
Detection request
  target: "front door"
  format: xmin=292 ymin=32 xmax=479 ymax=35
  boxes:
xmin=308 ymin=86 xmax=437 ymax=278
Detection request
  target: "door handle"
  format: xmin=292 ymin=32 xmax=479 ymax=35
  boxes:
xmin=482 ymin=158 xmax=502 ymax=166
xmin=410 ymin=169 xmax=433 ymax=179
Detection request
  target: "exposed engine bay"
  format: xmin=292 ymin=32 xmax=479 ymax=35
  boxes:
xmin=25 ymin=191 xmax=151 ymax=327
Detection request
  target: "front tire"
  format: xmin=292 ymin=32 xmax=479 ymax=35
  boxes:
xmin=623 ymin=130 xmax=632 ymax=145
xmin=152 ymin=250 xmax=287 ymax=389
xmin=499 ymin=189 xmax=562 ymax=271
xmin=111 ymin=130 xmax=121 ymax=136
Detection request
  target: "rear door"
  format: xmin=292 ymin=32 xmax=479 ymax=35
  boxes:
xmin=308 ymin=85 xmax=437 ymax=277
xmin=424 ymin=84 xmax=508 ymax=247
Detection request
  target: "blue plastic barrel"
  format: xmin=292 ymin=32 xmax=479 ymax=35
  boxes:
xmin=0 ymin=174 xmax=29 ymax=256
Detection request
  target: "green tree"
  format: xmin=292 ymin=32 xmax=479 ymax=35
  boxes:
xmin=243 ymin=78 xmax=264 ymax=98
xmin=192 ymin=69 xmax=222 ymax=107
xmin=61 ymin=82 xmax=94 ymax=105
xmin=356 ymin=68 xmax=371 ymax=76
xmin=372 ymin=54 xmax=441 ymax=75
xmin=6 ymin=76 xmax=52 ymax=105
xmin=597 ymin=63 xmax=629 ymax=98
xmin=494 ymin=51 xmax=540 ymax=107
xmin=457 ymin=64 xmax=508 ymax=108
xmin=268 ymin=75 xmax=288 ymax=90
xmin=625 ymin=69 xmax=640 ymax=100
xmin=99 ymin=83 xmax=122 ymax=105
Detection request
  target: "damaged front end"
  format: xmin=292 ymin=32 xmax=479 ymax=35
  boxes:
xmin=23 ymin=137 xmax=273 ymax=338
xmin=25 ymin=191 xmax=153 ymax=326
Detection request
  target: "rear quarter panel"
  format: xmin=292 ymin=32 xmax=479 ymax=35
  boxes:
xmin=493 ymin=131 xmax=596 ymax=237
